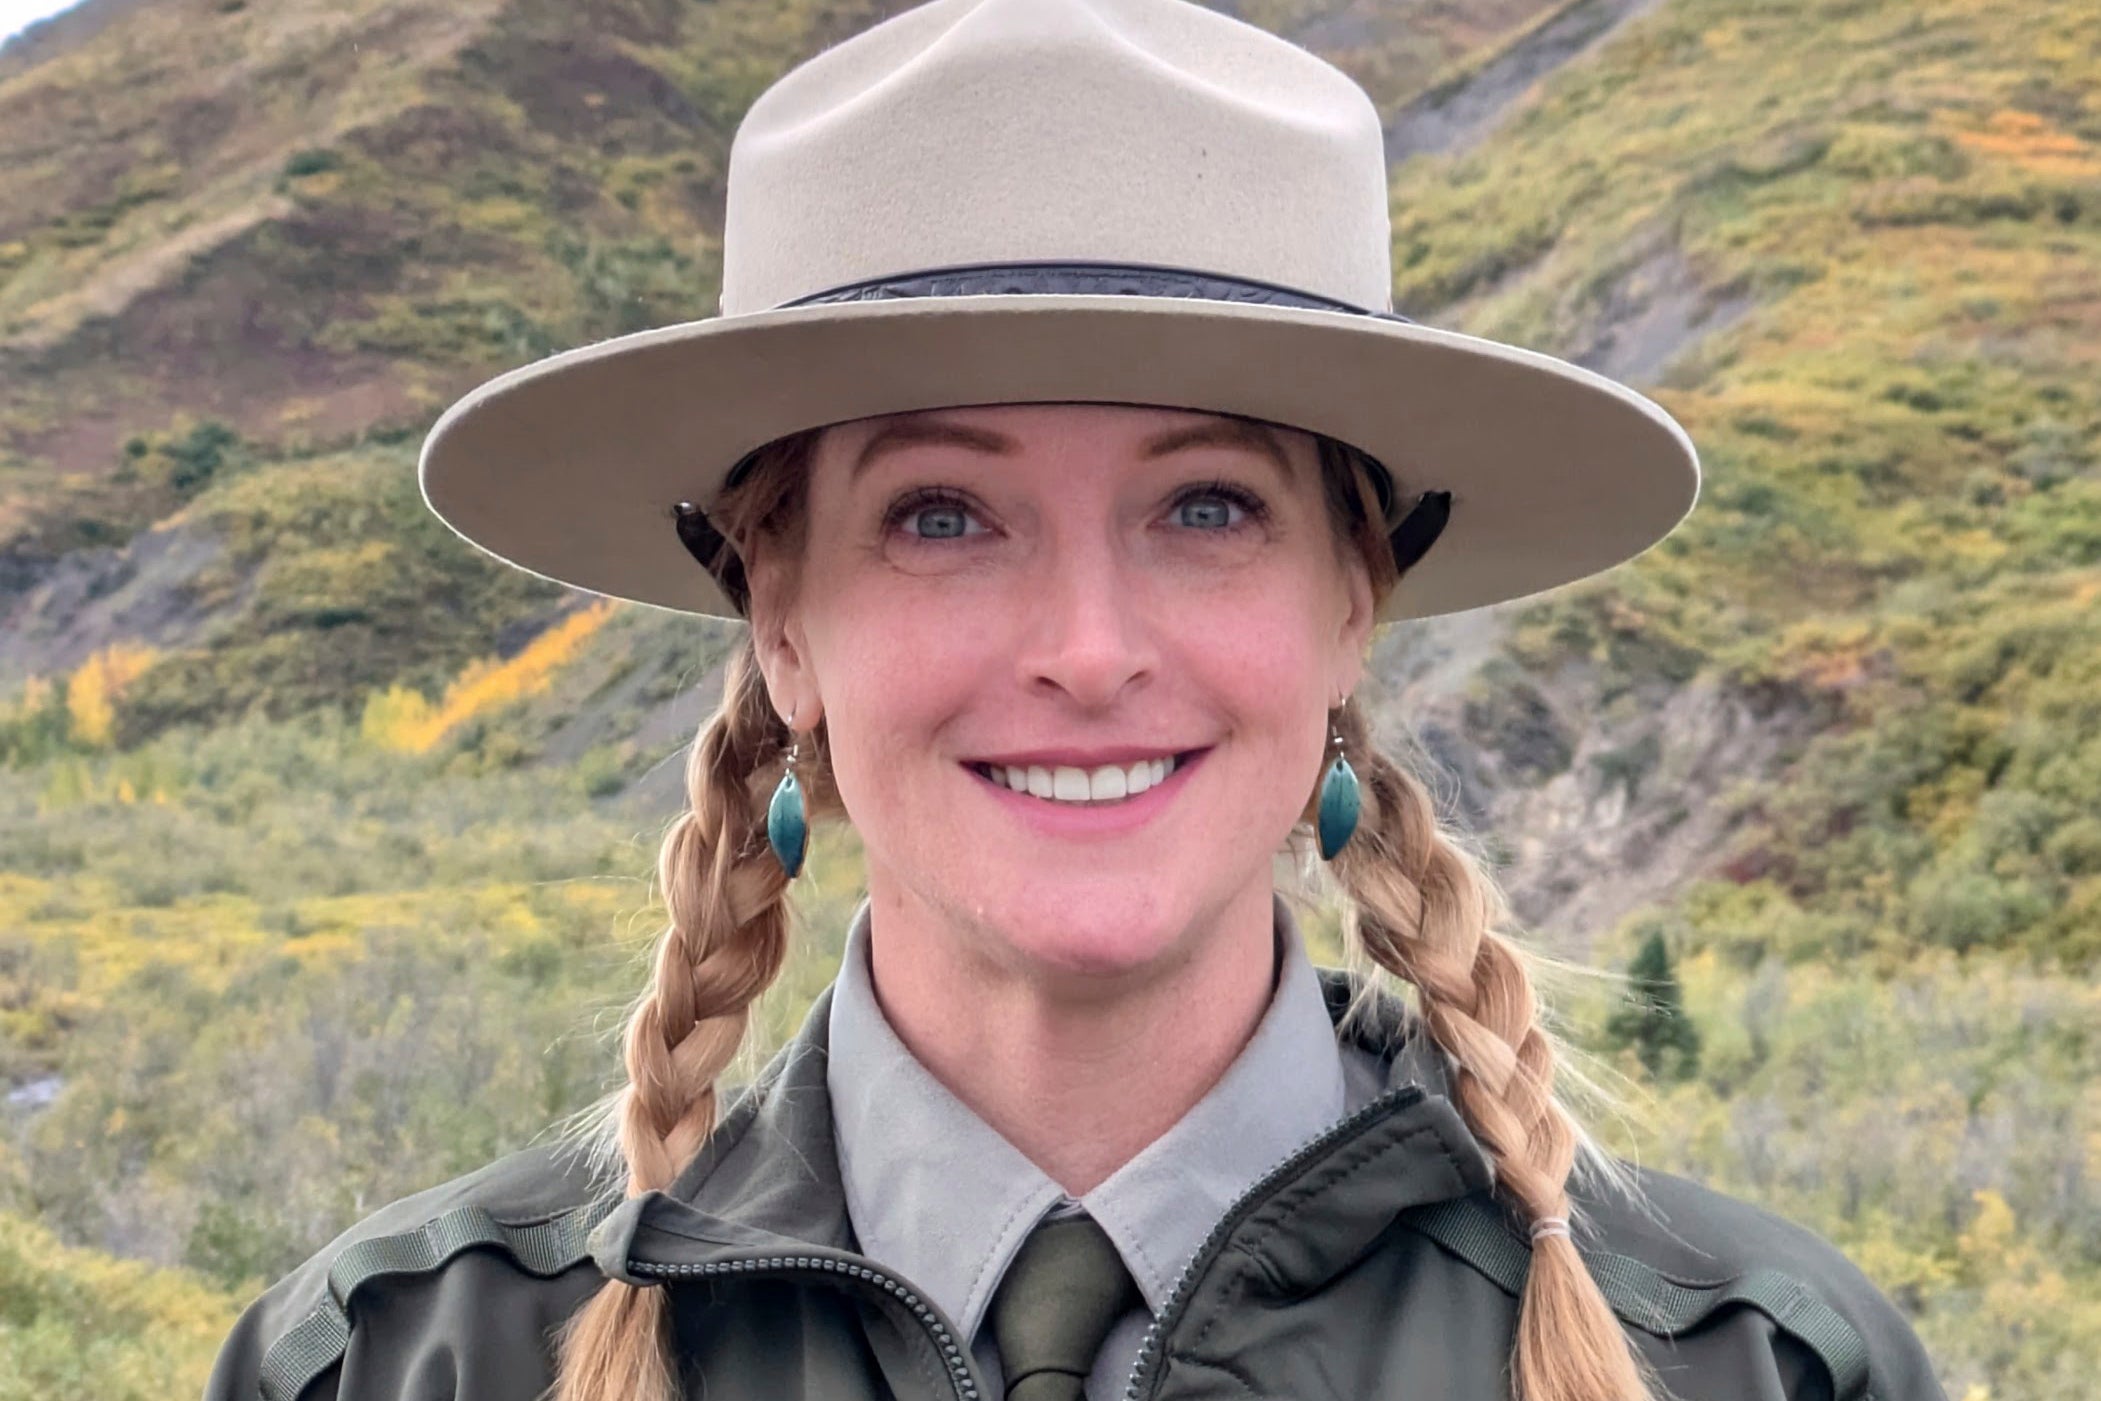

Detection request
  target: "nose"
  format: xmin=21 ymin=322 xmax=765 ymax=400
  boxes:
xmin=1015 ymin=535 xmax=1158 ymax=709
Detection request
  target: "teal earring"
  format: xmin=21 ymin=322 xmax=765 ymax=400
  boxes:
xmin=1316 ymin=714 xmax=1361 ymax=862
xmin=767 ymin=722 xmax=809 ymax=878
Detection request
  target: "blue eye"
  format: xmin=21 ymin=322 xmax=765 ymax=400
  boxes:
xmin=912 ymin=505 xmax=970 ymax=538
xmin=1175 ymin=496 xmax=1239 ymax=529
xmin=888 ymin=492 xmax=987 ymax=541
xmin=1172 ymin=484 xmax=1264 ymax=530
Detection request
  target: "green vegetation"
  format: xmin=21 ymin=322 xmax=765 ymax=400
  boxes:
xmin=115 ymin=443 xmax=571 ymax=742
xmin=1601 ymin=924 xmax=1701 ymax=1081
xmin=0 ymin=713 xmax=863 ymax=1291
xmin=0 ymin=1211 xmax=237 ymax=1401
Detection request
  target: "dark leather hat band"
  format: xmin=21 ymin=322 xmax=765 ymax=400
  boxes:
xmin=780 ymin=259 xmax=1420 ymax=326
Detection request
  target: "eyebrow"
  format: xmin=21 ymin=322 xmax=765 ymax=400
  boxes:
xmin=849 ymin=412 xmax=1297 ymax=482
xmin=1140 ymin=418 xmax=1295 ymax=481
xmin=851 ymin=416 xmax=1015 ymax=478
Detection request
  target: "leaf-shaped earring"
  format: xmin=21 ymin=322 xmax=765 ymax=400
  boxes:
xmin=1316 ymin=714 xmax=1360 ymax=862
xmin=768 ymin=725 xmax=809 ymax=878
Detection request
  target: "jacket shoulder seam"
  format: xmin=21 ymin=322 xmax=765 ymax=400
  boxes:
xmin=1398 ymin=1196 xmax=1873 ymax=1401
xmin=256 ymin=1195 xmax=618 ymax=1401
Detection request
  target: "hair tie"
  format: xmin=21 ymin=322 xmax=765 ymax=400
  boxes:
xmin=1529 ymin=1216 xmax=1571 ymax=1243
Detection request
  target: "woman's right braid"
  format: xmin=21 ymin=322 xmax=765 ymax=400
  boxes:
xmin=549 ymin=641 xmax=803 ymax=1401
xmin=1327 ymin=700 xmax=1668 ymax=1401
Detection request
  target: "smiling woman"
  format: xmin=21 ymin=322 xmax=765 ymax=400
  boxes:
xmin=203 ymin=2 xmax=1945 ymax=1401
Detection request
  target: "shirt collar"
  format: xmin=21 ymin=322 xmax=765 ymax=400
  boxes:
xmin=826 ymin=892 xmax=1350 ymax=1342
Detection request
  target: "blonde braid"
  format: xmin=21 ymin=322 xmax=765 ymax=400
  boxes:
xmin=549 ymin=639 xmax=823 ymax=1401
xmin=1324 ymin=699 xmax=1667 ymax=1401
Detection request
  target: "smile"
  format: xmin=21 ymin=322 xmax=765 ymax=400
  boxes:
xmin=965 ymin=753 xmax=1194 ymax=806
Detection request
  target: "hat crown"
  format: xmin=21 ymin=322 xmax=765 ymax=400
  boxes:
xmin=721 ymin=0 xmax=1394 ymax=316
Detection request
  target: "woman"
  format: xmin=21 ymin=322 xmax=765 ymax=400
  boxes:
xmin=206 ymin=2 xmax=1945 ymax=1400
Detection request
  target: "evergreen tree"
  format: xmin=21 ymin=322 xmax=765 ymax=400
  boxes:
xmin=1604 ymin=927 xmax=1702 ymax=1082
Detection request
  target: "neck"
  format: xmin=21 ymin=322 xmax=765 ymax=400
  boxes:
xmin=864 ymin=882 xmax=1279 ymax=1196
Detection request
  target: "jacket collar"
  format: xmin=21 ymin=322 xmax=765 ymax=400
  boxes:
xmin=587 ymin=960 xmax=1493 ymax=1300
xmin=828 ymin=893 xmax=1358 ymax=1332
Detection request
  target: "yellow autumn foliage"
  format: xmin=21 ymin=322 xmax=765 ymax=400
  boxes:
xmin=1941 ymin=107 xmax=2101 ymax=178
xmin=63 ymin=643 xmax=159 ymax=748
xmin=0 ymin=870 xmax=641 ymax=1002
xmin=0 ymin=1210 xmax=238 ymax=1399
xmin=362 ymin=601 xmax=614 ymax=754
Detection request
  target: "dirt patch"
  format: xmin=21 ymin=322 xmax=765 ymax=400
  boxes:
xmin=0 ymin=515 xmax=252 ymax=688
xmin=1372 ymin=609 xmax=1819 ymax=955
xmin=1567 ymin=239 xmax=1759 ymax=385
xmin=1493 ymin=675 xmax=1819 ymax=954
xmin=1386 ymin=0 xmax=1670 ymax=161
xmin=6 ymin=199 xmax=433 ymax=481
xmin=5 ymin=197 xmax=294 ymax=355
xmin=464 ymin=33 xmax=709 ymax=149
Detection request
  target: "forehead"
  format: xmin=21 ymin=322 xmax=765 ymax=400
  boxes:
xmin=819 ymin=403 xmax=1310 ymax=484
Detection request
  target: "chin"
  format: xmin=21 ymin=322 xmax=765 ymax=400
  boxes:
xmin=963 ymin=879 xmax=1192 ymax=984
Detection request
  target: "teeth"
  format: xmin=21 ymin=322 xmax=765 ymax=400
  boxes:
xmin=983 ymin=754 xmax=1181 ymax=804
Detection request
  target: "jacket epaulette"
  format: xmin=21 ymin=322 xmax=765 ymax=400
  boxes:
xmin=1399 ymin=1164 xmax=1921 ymax=1400
xmin=204 ymin=1141 xmax=615 ymax=1401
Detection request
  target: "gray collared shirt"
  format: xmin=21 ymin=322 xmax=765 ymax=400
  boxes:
xmin=827 ymin=893 xmax=1384 ymax=1400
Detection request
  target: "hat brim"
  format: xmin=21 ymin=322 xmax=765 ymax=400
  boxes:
xmin=418 ymin=294 xmax=1698 ymax=624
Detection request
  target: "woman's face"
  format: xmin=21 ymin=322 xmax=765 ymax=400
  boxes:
xmin=750 ymin=402 xmax=1375 ymax=987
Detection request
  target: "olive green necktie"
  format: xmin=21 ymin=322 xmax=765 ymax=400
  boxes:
xmin=987 ymin=1215 xmax=1142 ymax=1401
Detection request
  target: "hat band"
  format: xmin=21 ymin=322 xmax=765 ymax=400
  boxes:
xmin=777 ymin=259 xmax=1420 ymax=326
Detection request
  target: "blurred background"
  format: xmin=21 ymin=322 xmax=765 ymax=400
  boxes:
xmin=0 ymin=0 xmax=2095 ymax=1396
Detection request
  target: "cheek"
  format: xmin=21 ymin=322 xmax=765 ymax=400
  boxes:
xmin=1227 ymin=590 xmax=1348 ymax=782
xmin=806 ymin=602 xmax=992 ymax=790
xmin=1198 ymin=554 xmax=1345 ymax=682
xmin=1198 ymin=614 xmax=1333 ymax=748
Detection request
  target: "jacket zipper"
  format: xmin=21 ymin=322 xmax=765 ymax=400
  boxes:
xmin=624 ymin=1082 xmax=1427 ymax=1401
xmin=626 ymin=1251 xmax=983 ymax=1401
xmin=1122 ymin=1083 xmax=1427 ymax=1401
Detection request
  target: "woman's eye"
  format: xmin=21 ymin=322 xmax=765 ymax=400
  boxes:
xmin=892 ymin=496 xmax=986 ymax=541
xmin=1171 ymin=488 xmax=1257 ymax=530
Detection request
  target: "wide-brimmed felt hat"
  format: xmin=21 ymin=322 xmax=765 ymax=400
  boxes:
xmin=418 ymin=0 xmax=1699 ymax=625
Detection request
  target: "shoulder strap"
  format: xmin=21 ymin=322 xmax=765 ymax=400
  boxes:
xmin=259 ymin=1196 xmax=618 ymax=1401
xmin=1399 ymin=1196 xmax=1875 ymax=1401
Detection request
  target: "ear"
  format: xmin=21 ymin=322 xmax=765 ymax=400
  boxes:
xmin=1329 ymin=546 xmax=1378 ymax=701
xmin=745 ymin=545 xmax=824 ymax=733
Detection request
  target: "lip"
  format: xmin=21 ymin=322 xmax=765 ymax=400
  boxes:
xmin=962 ymin=746 xmax=1208 ymax=839
xmin=965 ymin=745 xmax=1200 ymax=768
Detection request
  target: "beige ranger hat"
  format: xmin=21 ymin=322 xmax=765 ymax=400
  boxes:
xmin=417 ymin=0 xmax=1700 ymax=624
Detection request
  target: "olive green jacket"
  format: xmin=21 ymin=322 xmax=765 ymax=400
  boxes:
xmin=204 ymin=971 xmax=1947 ymax=1401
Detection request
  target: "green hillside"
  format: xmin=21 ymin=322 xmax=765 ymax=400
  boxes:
xmin=2 ymin=0 xmax=2096 ymax=1396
